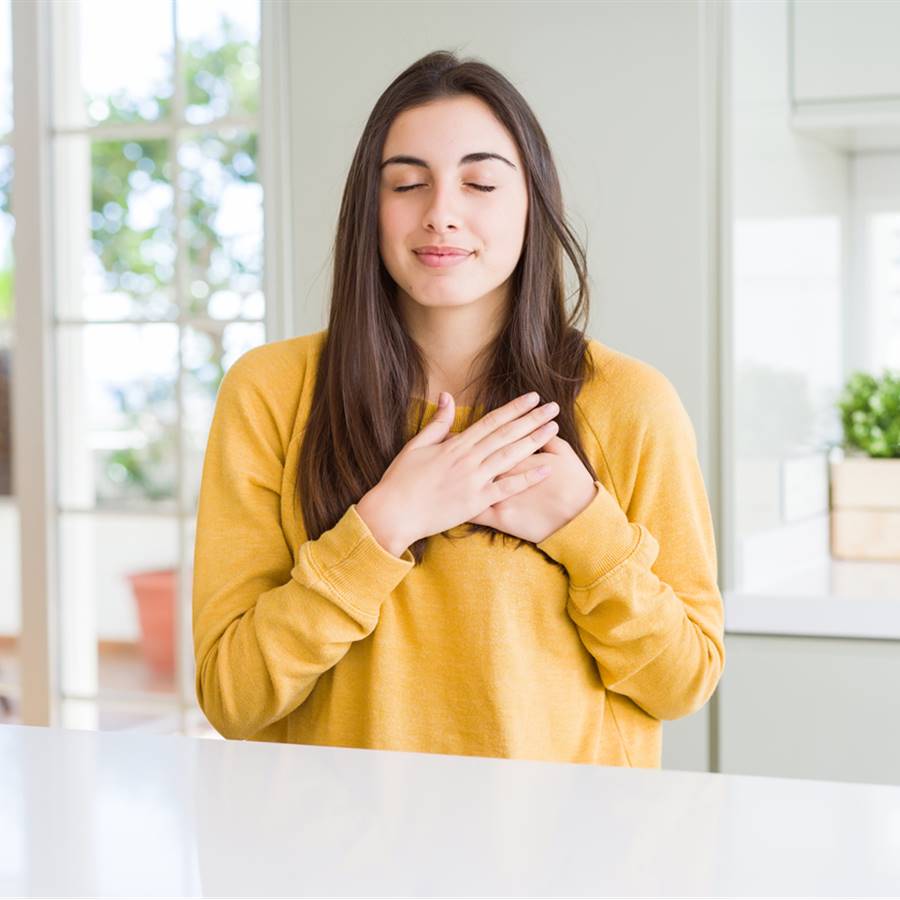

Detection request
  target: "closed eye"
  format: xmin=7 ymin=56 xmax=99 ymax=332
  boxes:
xmin=393 ymin=183 xmax=495 ymax=193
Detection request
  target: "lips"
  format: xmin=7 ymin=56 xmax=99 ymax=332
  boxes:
xmin=413 ymin=247 xmax=471 ymax=256
xmin=413 ymin=248 xmax=473 ymax=269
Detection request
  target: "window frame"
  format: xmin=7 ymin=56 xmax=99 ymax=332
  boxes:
xmin=9 ymin=0 xmax=294 ymax=729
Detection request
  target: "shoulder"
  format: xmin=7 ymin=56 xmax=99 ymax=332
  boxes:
xmin=222 ymin=329 xmax=327 ymax=392
xmin=579 ymin=338 xmax=696 ymax=449
xmin=215 ymin=329 xmax=328 ymax=449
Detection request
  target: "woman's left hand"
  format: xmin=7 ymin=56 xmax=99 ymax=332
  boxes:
xmin=466 ymin=435 xmax=599 ymax=544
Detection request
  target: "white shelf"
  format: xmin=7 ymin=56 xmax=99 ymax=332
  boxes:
xmin=725 ymin=558 xmax=900 ymax=640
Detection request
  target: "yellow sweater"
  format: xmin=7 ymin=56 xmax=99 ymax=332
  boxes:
xmin=192 ymin=329 xmax=725 ymax=767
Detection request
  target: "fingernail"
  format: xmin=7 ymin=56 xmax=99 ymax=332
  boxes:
xmin=438 ymin=392 xmax=448 ymax=408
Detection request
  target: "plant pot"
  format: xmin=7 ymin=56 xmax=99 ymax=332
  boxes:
xmin=126 ymin=568 xmax=177 ymax=676
xmin=830 ymin=456 xmax=900 ymax=561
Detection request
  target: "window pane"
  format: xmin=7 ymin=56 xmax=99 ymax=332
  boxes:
xmin=54 ymin=135 xmax=177 ymax=321
xmin=869 ymin=213 xmax=900 ymax=372
xmin=59 ymin=513 xmax=180 ymax=702
xmin=178 ymin=0 xmax=260 ymax=125
xmin=0 ymin=0 xmax=16 ymax=724
xmin=44 ymin=0 xmax=263 ymax=735
xmin=53 ymin=0 xmax=175 ymax=128
xmin=0 ymin=143 xmax=11 ymax=324
xmin=182 ymin=320 xmax=265 ymax=511
xmin=0 ymin=0 xmax=10 ymax=138
xmin=56 ymin=324 xmax=180 ymax=510
xmin=179 ymin=129 xmax=262 ymax=319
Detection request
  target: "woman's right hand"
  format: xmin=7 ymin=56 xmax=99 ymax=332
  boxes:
xmin=356 ymin=391 xmax=560 ymax=556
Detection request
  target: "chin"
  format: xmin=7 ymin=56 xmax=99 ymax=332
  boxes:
xmin=412 ymin=289 xmax=482 ymax=307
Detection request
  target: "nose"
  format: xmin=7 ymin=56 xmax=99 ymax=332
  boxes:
xmin=421 ymin=181 xmax=461 ymax=233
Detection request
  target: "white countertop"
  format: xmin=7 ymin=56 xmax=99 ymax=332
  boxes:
xmin=725 ymin=558 xmax=900 ymax=640
xmin=2 ymin=723 xmax=900 ymax=897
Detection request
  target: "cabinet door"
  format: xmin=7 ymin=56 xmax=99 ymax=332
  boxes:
xmin=792 ymin=0 xmax=900 ymax=103
xmin=720 ymin=634 xmax=900 ymax=785
xmin=663 ymin=704 xmax=712 ymax=773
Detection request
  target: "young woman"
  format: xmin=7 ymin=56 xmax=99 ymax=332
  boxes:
xmin=192 ymin=50 xmax=725 ymax=768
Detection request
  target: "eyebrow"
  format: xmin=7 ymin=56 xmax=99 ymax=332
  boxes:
xmin=379 ymin=151 xmax=517 ymax=171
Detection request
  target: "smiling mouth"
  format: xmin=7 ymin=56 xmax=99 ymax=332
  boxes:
xmin=413 ymin=250 xmax=473 ymax=269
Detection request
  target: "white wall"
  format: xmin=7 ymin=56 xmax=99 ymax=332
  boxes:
xmin=286 ymin=0 xmax=718 ymax=480
xmin=285 ymin=0 xmax=720 ymax=772
xmin=849 ymin=152 xmax=900 ymax=376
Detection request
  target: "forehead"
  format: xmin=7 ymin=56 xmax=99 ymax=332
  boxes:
xmin=382 ymin=95 xmax=521 ymax=167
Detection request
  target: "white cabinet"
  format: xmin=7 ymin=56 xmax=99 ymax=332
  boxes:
xmin=789 ymin=0 xmax=900 ymax=150
xmin=662 ymin=704 xmax=712 ymax=774
xmin=719 ymin=634 xmax=900 ymax=786
xmin=791 ymin=0 xmax=900 ymax=103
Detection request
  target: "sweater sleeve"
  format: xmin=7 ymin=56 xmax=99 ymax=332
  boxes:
xmin=192 ymin=350 xmax=416 ymax=740
xmin=535 ymin=376 xmax=725 ymax=721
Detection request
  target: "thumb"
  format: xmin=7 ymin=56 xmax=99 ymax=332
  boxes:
xmin=412 ymin=392 xmax=456 ymax=445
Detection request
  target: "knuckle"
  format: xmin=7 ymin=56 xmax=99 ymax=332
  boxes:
xmin=497 ymin=476 xmax=517 ymax=496
xmin=500 ymin=443 xmax=519 ymax=463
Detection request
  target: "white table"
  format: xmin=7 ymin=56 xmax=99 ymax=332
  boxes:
xmin=2 ymin=723 xmax=900 ymax=897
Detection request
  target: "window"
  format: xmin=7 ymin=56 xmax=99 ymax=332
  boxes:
xmin=868 ymin=213 xmax=900 ymax=372
xmin=0 ymin=0 xmax=16 ymax=724
xmin=6 ymin=0 xmax=289 ymax=735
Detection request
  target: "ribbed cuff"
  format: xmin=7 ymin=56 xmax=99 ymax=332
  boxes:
xmin=536 ymin=480 xmax=641 ymax=588
xmin=297 ymin=503 xmax=416 ymax=618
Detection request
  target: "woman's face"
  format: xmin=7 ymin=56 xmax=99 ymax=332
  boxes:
xmin=378 ymin=94 xmax=529 ymax=314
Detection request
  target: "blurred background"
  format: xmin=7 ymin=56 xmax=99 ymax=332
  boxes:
xmin=1 ymin=0 xmax=899 ymax=787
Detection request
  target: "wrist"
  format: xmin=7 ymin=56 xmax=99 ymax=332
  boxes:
xmin=356 ymin=487 xmax=413 ymax=558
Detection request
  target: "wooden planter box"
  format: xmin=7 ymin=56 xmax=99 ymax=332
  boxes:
xmin=830 ymin=456 xmax=900 ymax=561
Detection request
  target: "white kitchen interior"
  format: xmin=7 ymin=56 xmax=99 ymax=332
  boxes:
xmin=1 ymin=0 xmax=900 ymax=896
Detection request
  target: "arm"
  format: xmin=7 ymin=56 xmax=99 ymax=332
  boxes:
xmin=536 ymin=377 xmax=725 ymax=721
xmin=192 ymin=351 xmax=416 ymax=740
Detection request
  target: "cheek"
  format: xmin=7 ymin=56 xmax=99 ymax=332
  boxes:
xmin=482 ymin=201 xmax=527 ymax=264
xmin=378 ymin=201 xmax=406 ymax=252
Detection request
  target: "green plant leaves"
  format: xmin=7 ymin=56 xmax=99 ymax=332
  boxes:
xmin=837 ymin=369 xmax=900 ymax=457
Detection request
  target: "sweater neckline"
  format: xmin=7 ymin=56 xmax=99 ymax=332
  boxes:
xmin=412 ymin=396 xmax=474 ymax=412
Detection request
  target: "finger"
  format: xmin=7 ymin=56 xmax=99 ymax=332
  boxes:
xmin=479 ymin=419 xmax=559 ymax=482
xmin=448 ymin=392 xmax=542 ymax=453
xmin=540 ymin=435 xmax=566 ymax=453
xmin=471 ymin=399 xmax=559 ymax=465
xmin=486 ymin=462 xmax=551 ymax=505
xmin=494 ymin=455 xmax=549 ymax=480
xmin=406 ymin=392 xmax=455 ymax=447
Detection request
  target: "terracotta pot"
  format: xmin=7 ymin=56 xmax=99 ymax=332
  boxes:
xmin=126 ymin=568 xmax=177 ymax=676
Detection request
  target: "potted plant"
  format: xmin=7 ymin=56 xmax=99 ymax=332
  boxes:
xmin=830 ymin=369 xmax=900 ymax=561
xmin=125 ymin=568 xmax=177 ymax=677
xmin=107 ymin=351 xmax=225 ymax=678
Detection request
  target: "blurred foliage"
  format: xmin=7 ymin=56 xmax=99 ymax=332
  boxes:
xmin=0 ymin=265 xmax=10 ymax=320
xmin=837 ymin=369 xmax=900 ymax=458
xmin=0 ymin=143 xmax=11 ymax=320
xmin=0 ymin=12 xmax=260 ymax=505
xmin=101 ymin=376 xmax=178 ymax=503
xmin=90 ymin=17 xmax=259 ymax=504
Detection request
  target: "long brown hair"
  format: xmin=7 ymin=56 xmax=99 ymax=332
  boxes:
xmin=296 ymin=49 xmax=599 ymax=565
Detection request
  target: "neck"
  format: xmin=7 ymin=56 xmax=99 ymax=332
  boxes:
xmin=398 ymin=285 xmax=509 ymax=406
